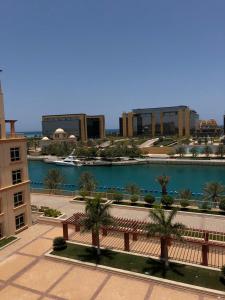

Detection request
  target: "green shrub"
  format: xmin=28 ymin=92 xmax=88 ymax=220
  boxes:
xmin=106 ymin=188 xmax=117 ymax=200
xmin=200 ymin=201 xmax=210 ymax=211
xmin=144 ymin=194 xmax=155 ymax=205
xmin=53 ymin=237 xmax=67 ymax=251
xmin=180 ymin=199 xmax=190 ymax=208
xmin=161 ymin=195 xmax=174 ymax=207
xmin=130 ymin=194 xmax=139 ymax=204
xmin=79 ymin=189 xmax=88 ymax=198
xmin=221 ymin=265 xmax=225 ymax=277
xmin=44 ymin=208 xmax=61 ymax=218
xmin=113 ymin=192 xmax=123 ymax=202
xmin=219 ymin=198 xmax=225 ymax=211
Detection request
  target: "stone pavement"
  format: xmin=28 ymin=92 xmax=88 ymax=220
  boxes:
xmin=0 ymin=224 xmax=222 ymax=300
xmin=31 ymin=193 xmax=225 ymax=232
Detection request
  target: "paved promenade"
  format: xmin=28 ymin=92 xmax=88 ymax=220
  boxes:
xmin=31 ymin=193 xmax=225 ymax=232
xmin=0 ymin=224 xmax=222 ymax=299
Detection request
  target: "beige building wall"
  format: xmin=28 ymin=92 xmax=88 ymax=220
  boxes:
xmin=127 ymin=112 xmax=134 ymax=137
xmin=160 ymin=112 xmax=164 ymax=135
xmin=122 ymin=113 xmax=128 ymax=137
xmin=151 ymin=113 xmax=155 ymax=137
xmin=0 ymin=84 xmax=6 ymax=139
xmin=178 ymin=110 xmax=183 ymax=137
xmin=0 ymin=83 xmax=31 ymax=237
xmin=98 ymin=115 xmax=105 ymax=139
xmin=185 ymin=108 xmax=190 ymax=137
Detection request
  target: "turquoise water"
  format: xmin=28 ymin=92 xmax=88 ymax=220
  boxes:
xmin=28 ymin=161 xmax=225 ymax=194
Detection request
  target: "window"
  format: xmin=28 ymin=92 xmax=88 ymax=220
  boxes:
xmin=10 ymin=147 xmax=20 ymax=162
xmin=15 ymin=213 xmax=25 ymax=230
xmin=14 ymin=192 xmax=24 ymax=207
xmin=12 ymin=170 xmax=22 ymax=184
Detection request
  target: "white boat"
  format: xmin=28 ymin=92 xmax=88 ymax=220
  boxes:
xmin=54 ymin=155 xmax=83 ymax=167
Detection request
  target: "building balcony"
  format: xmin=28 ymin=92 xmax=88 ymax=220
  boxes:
xmin=5 ymin=120 xmax=25 ymax=139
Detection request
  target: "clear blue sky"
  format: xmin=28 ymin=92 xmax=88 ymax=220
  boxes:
xmin=0 ymin=0 xmax=225 ymax=131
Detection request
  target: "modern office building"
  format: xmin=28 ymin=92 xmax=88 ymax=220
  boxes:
xmin=119 ymin=106 xmax=199 ymax=138
xmin=42 ymin=114 xmax=105 ymax=142
xmin=0 ymin=82 xmax=31 ymax=238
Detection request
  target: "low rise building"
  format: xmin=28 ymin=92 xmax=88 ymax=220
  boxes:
xmin=0 ymin=82 xmax=31 ymax=237
xmin=40 ymin=127 xmax=77 ymax=149
xmin=119 ymin=106 xmax=199 ymax=138
xmin=198 ymin=119 xmax=222 ymax=137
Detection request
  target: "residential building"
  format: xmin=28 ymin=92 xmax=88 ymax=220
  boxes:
xmin=0 ymin=82 xmax=31 ymax=238
xmin=42 ymin=114 xmax=105 ymax=142
xmin=119 ymin=106 xmax=199 ymax=138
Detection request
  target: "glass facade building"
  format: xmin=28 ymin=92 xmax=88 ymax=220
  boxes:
xmin=120 ymin=106 xmax=199 ymax=138
xmin=42 ymin=114 xmax=105 ymax=142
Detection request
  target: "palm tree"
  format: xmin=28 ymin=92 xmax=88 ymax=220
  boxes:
xmin=125 ymin=183 xmax=140 ymax=195
xmin=176 ymin=146 xmax=185 ymax=158
xmin=203 ymin=182 xmax=225 ymax=207
xmin=146 ymin=207 xmax=186 ymax=267
xmin=189 ymin=147 xmax=198 ymax=158
xmin=216 ymin=144 xmax=225 ymax=158
xmin=44 ymin=169 xmax=63 ymax=191
xmin=81 ymin=196 xmax=114 ymax=255
xmin=156 ymin=175 xmax=170 ymax=195
xmin=79 ymin=172 xmax=97 ymax=194
xmin=179 ymin=189 xmax=192 ymax=200
xmin=202 ymin=145 xmax=213 ymax=158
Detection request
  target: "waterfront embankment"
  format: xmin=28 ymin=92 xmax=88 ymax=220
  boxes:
xmin=28 ymin=155 xmax=225 ymax=166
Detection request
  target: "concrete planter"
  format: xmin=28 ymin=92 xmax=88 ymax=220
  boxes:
xmin=37 ymin=213 xmax=66 ymax=224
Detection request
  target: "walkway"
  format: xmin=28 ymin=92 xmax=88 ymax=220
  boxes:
xmin=31 ymin=193 xmax=225 ymax=232
xmin=0 ymin=224 xmax=222 ymax=299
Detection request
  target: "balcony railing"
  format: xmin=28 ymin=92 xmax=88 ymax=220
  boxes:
xmin=6 ymin=134 xmax=25 ymax=139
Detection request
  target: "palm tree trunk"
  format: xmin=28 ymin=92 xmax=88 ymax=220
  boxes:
xmin=96 ymin=230 xmax=100 ymax=256
xmin=92 ymin=229 xmax=101 ymax=255
xmin=162 ymin=186 xmax=167 ymax=195
xmin=160 ymin=237 xmax=169 ymax=267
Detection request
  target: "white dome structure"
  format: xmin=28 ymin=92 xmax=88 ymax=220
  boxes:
xmin=54 ymin=128 xmax=65 ymax=134
xmin=41 ymin=136 xmax=49 ymax=141
xmin=69 ymin=134 xmax=76 ymax=139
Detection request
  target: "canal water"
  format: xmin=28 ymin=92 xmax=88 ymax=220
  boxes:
xmin=28 ymin=160 xmax=225 ymax=194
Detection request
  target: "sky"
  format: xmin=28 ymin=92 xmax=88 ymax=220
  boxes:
xmin=0 ymin=0 xmax=225 ymax=131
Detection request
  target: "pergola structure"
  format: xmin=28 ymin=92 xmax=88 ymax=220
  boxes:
xmin=62 ymin=212 xmax=225 ymax=267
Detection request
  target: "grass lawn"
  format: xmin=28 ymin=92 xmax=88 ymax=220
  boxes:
xmin=0 ymin=236 xmax=17 ymax=249
xmin=51 ymin=243 xmax=225 ymax=292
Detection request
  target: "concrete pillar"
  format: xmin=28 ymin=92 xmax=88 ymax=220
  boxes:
xmin=75 ymin=224 xmax=80 ymax=232
xmin=122 ymin=113 xmax=128 ymax=137
xmin=202 ymin=243 xmax=208 ymax=266
xmin=10 ymin=121 xmax=16 ymax=137
xmin=160 ymin=112 xmax=164 ymax=135
xmin=127 ymin=112 xmax=134 ymax=137
xmin=80 ymin=115 xmax=87 ymax=142
xmin=124 ymin=232 xmax=130 ymax=251
xmin=132 ymin=232 xmax=138 ymax=241
xmin=151 ymin=113 xmax=156 ymax=137
xmin=204 ymin=232 xmax=209 ymax=242
xmin=178 ymin=110 xmax=183 ymax=137
xmin=99 ymin=116 xmax=105 ymax=139
xmin=185 ymin=108 xmax=190 ymax=137
xmin=63 ymin=223 xmax=68 ymax=240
